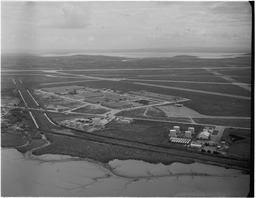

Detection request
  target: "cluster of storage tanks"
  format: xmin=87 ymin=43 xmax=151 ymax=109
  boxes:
xmin=169 ymin=126 xmax=195 ymax=138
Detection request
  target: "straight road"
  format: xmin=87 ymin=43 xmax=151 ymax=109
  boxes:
xmin=204 ymin=68 xmax=251 ymax=92
xmin=125 ymin=78 xmax=251 ymax=85
xmin=133 ymin=82 xmax=250 ymax=100
xmin=2 ymin=66 xmax=250 ymax=72
xmin=13 ymin=79 xmax=59 ymax=131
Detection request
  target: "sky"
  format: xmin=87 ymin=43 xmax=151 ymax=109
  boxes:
xmin=1 ymin=1 xmax=252 ymax=54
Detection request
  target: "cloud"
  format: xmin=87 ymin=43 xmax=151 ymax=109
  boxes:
xmin=56 ymin=4 xmax=91 ymax=29
xmin=87 ymin=36 xmax=95 ymax=42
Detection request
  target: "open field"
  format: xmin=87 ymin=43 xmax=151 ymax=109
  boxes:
xmin=116 ymin=108 xmax=147 ymax=117
xmin=72 ymin=105 xmax=110 ymax=114
xmin=127 ymin=81 xmax=250 ymax=97
xmin=1 ymin=108 xmax=42 ymax=148
xmin=46 ymin=112 xmax=100 ymax=122
xmin=218 ymin=69 xmax=251 ymax=77
xmin=230 ymin=76 xmax=252 ymax=84
xmin=126 ymin=75 xmax=229 ymax=82
xmin=75 ymin=80 xmax=251 ymax=117
xmin=146 ymin=107 xmax=167 ymax=117
xmin=33 ymin=133 xmax=195 ymax=165
xmin=226 ymin=128 xmax=251 ymax=159
xmin=193 ymin=118 xmax=251 ymax=128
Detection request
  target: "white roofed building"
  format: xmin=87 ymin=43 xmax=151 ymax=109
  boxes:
xmin=198 ymin=131 xmax=210 ymax=140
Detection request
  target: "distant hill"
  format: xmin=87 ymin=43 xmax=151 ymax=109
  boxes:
xmin=172 ymin=55 xmax=198 ymax=60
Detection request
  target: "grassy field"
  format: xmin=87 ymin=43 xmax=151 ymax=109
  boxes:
xmin=1 ymin=133 xmax=28 ymax=147
xmin=33 ymin=90 xmax=84 ymax=109
xmin=219 ymin=69 xmax=251 ymax=77
xmin=98 ymin=119 xmax=203 ymax=147
xmin=230 ymin=76 xmax=252 ymax=84
xmin=129 ymin=81 xmax=251 ymax=97
xmin=146 ymin=107 xmax=167 ymax=117
xmin=33 ymin=133 xmax=195 ymax=165
xmin=116 ymin=108 xmax=146 ymax=117
xmin=79 ymin=80 xmax=251 ymax=117
xmin=1 ymin=107 xmax=42 ymax=148
xmin=47 ymin=112 xmax=99 ymax=123
xmin=193 ymin=118 xmax=251 ymax=128
xmin=72 ymin=105 xmax=109 ymax=114
xmin=226 ymin=128 xmax=251 ymax=160
xmin=127 ymin=75 xmax=228 ymax=82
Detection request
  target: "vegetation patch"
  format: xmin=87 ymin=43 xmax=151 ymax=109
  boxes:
xmin=146 ymin=107 xmax=167 ymax=117
xmin=116 ymin=108 xmax=146 ymax=117
xmin=193 ymin=118 xmax=251 ymax=128
xmin=72 ymin=105 xmax=109 ymax=114
xmin=33 ymin=133 xmax=195 ymax=165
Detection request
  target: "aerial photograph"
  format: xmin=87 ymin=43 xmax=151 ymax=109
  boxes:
xmin=1 ymin=1 xmax=253 ymax=197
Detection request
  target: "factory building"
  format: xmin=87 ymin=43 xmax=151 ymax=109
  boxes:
xmin=198 ymin=131 xmax=210 ymax=139
xmin=190 ymin=142 xmax=202 ymax=148
xmin=169 ymin=129 xmax=177 ymax=137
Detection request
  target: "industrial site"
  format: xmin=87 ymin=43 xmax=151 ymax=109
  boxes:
xmin=22 ymin=83 xmax=236 ymax=158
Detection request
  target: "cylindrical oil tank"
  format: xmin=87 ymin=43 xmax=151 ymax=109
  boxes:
xmin=185 ymin=131 xmax=192 ymax=138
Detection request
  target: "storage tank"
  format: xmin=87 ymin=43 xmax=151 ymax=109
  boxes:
xmin=188 ymin=127 xmax=195 ymax=134
xmin=173 ymin=126 xmax=180 ymax=132
xmin=169 ymin=129 xmax=177 ymax=137
xmin=185 ymin=131 xmax=192 ymax=138
xmin=69 ymin=121 xmax=76 ymax=127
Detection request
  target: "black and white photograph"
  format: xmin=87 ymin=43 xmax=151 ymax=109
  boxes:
xmin=1 ymin=1 xmax=253 ymax=197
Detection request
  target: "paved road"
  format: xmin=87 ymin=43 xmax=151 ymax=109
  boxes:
xmin=2 ymin=66 xmax=250 ymax=72
xmin=125 ymin=78 xmax=251 ymax=85
xmin=14 ymin=79 xmax=59 ymax=131
xmin=133 ymin=82 xmax=251 ymax=100
xmin=204 ymin=68 xmax=251 ymax=92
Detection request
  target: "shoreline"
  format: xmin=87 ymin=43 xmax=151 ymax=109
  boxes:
xmin=1 ymin=147 xmax=249 ymax=179
xmin=1 ymin=140 xmax=250 ymax=173
xmin=39 ymin=52 xmax=248 ymax=59
xmin=2 ymin=147 xmax=250 ymax=197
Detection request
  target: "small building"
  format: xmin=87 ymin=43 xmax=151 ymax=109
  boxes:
xmin=184 ymin=131 xmax=192 ymax=138
xmin=188 ymin=127 xmax=195 ymax=134
xmin=190 ymin=142 xmax=202 ymax=149
xmin=119 ymin=118 xmax=133 ymax=124
xmin=77 ymin=123 xmax=84 ymax=130
xmin=69 ymin=121 xmax=76 ymax=127
xmin=198 ymin=131 xmax=210 ymax=140
xmin=100 ymin=118 xmax=109 ymax=125
xmin=169 ymin=129 xmax=177 ymax=137
xmin=173 ymin=126 xmax=180 ymax=132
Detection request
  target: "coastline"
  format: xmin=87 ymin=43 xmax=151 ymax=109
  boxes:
xmin=2 ymin=147 xmax=250 ymax=196
xmin=39 ymin=51 xmax=248 ymax=59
